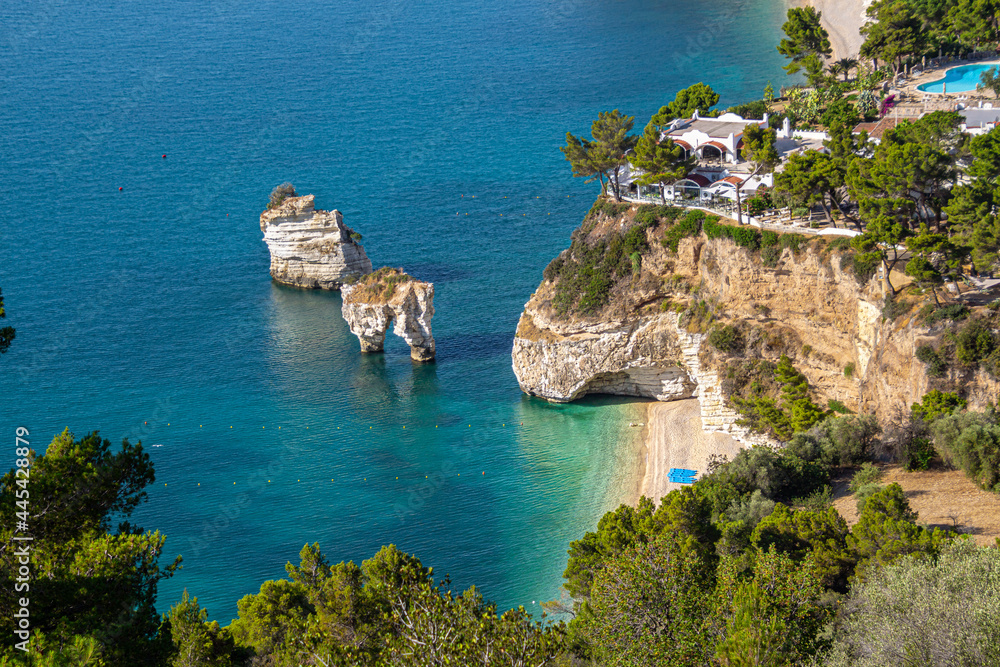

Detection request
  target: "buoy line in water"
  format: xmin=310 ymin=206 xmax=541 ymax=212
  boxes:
xmin=139 ymin=420 xmax=530 ymax=488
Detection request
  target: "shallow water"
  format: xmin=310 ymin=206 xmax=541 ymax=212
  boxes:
xmin=0 ymin=0 xmax=787 ymax=620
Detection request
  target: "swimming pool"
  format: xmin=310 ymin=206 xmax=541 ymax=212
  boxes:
xmin=918 ymin=62 xmax=1000 ymax=93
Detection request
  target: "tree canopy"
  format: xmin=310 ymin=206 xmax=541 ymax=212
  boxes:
xmin=777 ymin=7 xmax=832 ymax=81
xmin=628 ymin=119 xmax=694 ymax=204
xmin=560 ymin=110 xmax=638 ymax=201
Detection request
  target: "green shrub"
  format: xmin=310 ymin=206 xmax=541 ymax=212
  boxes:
xmin=792 ymin=485 xmax=833 ymax=511
xmin=853 ymin=482 xmax=886 ymax=513
xmin=661 ymin=209 xmax=706 ymax=252
xmin=955 ymin=319 xmax=997 ymax=366
xmin=923 ymin=303 xmax=970 ymax=325
xmin=930 ymin=411 xmax=1000 ymax=492
xmin=350 ymin=231 xmax=363 ymax=242
xmin=761 ymin=230 xmax=780 ymax=248
xmin=850 ymin=253 xmax=880 ymax=283
xmin=915 ymin=345 xmax=948 ymax=378
xmin=681 ymin=299 xmax=716 ymax=333
xmin=881 ymin=295 xmax=908 ymax=321
xmin=747 ymin=196 xmax=771 ymax=216
xmin=703 ymin=218 xmax=761 ymax=251
xmin=267 ymin=182 xmax=297 ymax=209
xmin=827 ymin=237 xmax=853 ymax=252
xmin=548 ymin=211 xmax=661 ymax=316
xmin=633 ymin=204 xmax=680 ymax=227
xmin=912 ymin=390 xmax=967 ymax=422
xmin=801 ymin=345 xmax=812 ymax=356
xmin=985 ymin=347 xmax=1000 ymax=380
xmin=708 ymin=324 xmax=745 ymax=355
xmin=726 ymin=99 xmax=769 ymax=118
xmin=824 ymin=414 xmax=881 ymax=466
xmin=729 ymin=356 xmax=829 ymax=441
xmin=761 ymin=245 xmax=782 ymax=267
xmin=844 ymin=362 xmax=856 ymax=378
xmin=779 ymin=233 xmax=806 ymax=253
xmin=828 ymin=400 xmax=853 ymax=414
xmin=902 ymin=437 xmax=936 ymax=471
xmin=849 ymin=463 xmax=884 ymax=495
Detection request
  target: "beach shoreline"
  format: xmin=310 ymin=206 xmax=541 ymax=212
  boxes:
xmin=638 ymin=399 xmax=743 ymax=504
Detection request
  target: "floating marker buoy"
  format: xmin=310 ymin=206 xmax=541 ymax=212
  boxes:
xmin=230 ymin=426 xmax=232 ymax=428
xmin=268 ymin=480 xmax=271 ymax=482
xmin=482 ymin=471 xmax=484 ymax=475
xmin=167 ymin=423 xmax=170 ymax=426
xmin=402 ymin=426 xmax=405 ymax=429
xmin=119 ymin=187 xmax=123 ymax=191
xmin=164 ymin=483 xmax=167 ymax=486
xmin=234 ymin=482 xmax=236 ymax=485
xmin=198 ymin=483 xmax=200 ymax=486
xmin=396 ymin=477 xmax=398 ymax=479
xmin=200 ymin=425 xmax=202 ymax=428
xmin=298 ymin=479 xmax=300 ymax=482
xmin=162 ymin=154 xmax=166 ymax=158
xmin=278 ymin=426 xmax=281 ymax=429
xmin=144 ymin=421 xmax=147 ymax=424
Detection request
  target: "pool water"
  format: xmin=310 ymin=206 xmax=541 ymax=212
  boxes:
xmin=918 ymin=62 xmax=1000 ymax=93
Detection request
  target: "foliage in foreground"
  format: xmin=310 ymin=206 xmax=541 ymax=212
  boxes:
xmin=823 ymin=540 xmax=1000 ymax=667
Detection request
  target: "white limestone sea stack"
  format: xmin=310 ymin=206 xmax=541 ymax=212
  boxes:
xmin=341 ymin=268 xmax=436 ymax=362
xmin=260 ymin=194 xmax=372 ymax=289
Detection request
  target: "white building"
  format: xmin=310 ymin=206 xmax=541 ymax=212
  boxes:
xmin=664 ymin=111 xmax=769 ymax=164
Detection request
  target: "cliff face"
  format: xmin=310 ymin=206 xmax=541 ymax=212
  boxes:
xmin=512 ymin=206 xmax=997 ymax=442
xmin=260 ymin=195 xmax=372 ymax=289
xmin=341 ymin=269 xmax=435 ymax=362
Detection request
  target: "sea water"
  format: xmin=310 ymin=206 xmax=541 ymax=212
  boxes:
xmin=0 ymin=0 xmax=787 ymax=620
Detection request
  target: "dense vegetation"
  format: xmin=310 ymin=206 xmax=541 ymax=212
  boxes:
xmin=561 ymin=395 xmax=1000 ymax=666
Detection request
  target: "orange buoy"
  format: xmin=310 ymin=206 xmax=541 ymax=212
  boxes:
xmin=118 ymin=187 xmax=123 ymax=191
xmin=162 ymin=154 xmax=166 ymax=158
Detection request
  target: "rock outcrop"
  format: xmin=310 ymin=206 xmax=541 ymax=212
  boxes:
xmin=260 ymin=194 xmax=372 ymax=289
xmin=341 ymin=268 xmax=435 ymax=362
xmin=512 ymin=204 xmax=998 ymax=444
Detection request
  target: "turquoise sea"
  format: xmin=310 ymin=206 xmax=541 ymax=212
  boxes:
xmin=0 ymin=0 xmax=787 ymax=621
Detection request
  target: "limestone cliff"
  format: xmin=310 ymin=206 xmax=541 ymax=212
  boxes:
xmin=513 ymin=203 xmax=998 ymax=443
xmin=341 ymin=268 xmax=435 ymax=362
xmin=260 ymin=194 xmax=372 ymax=289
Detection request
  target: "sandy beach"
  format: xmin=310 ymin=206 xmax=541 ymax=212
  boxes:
xmin=638 ymin=399 xmax=744 ymax=503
